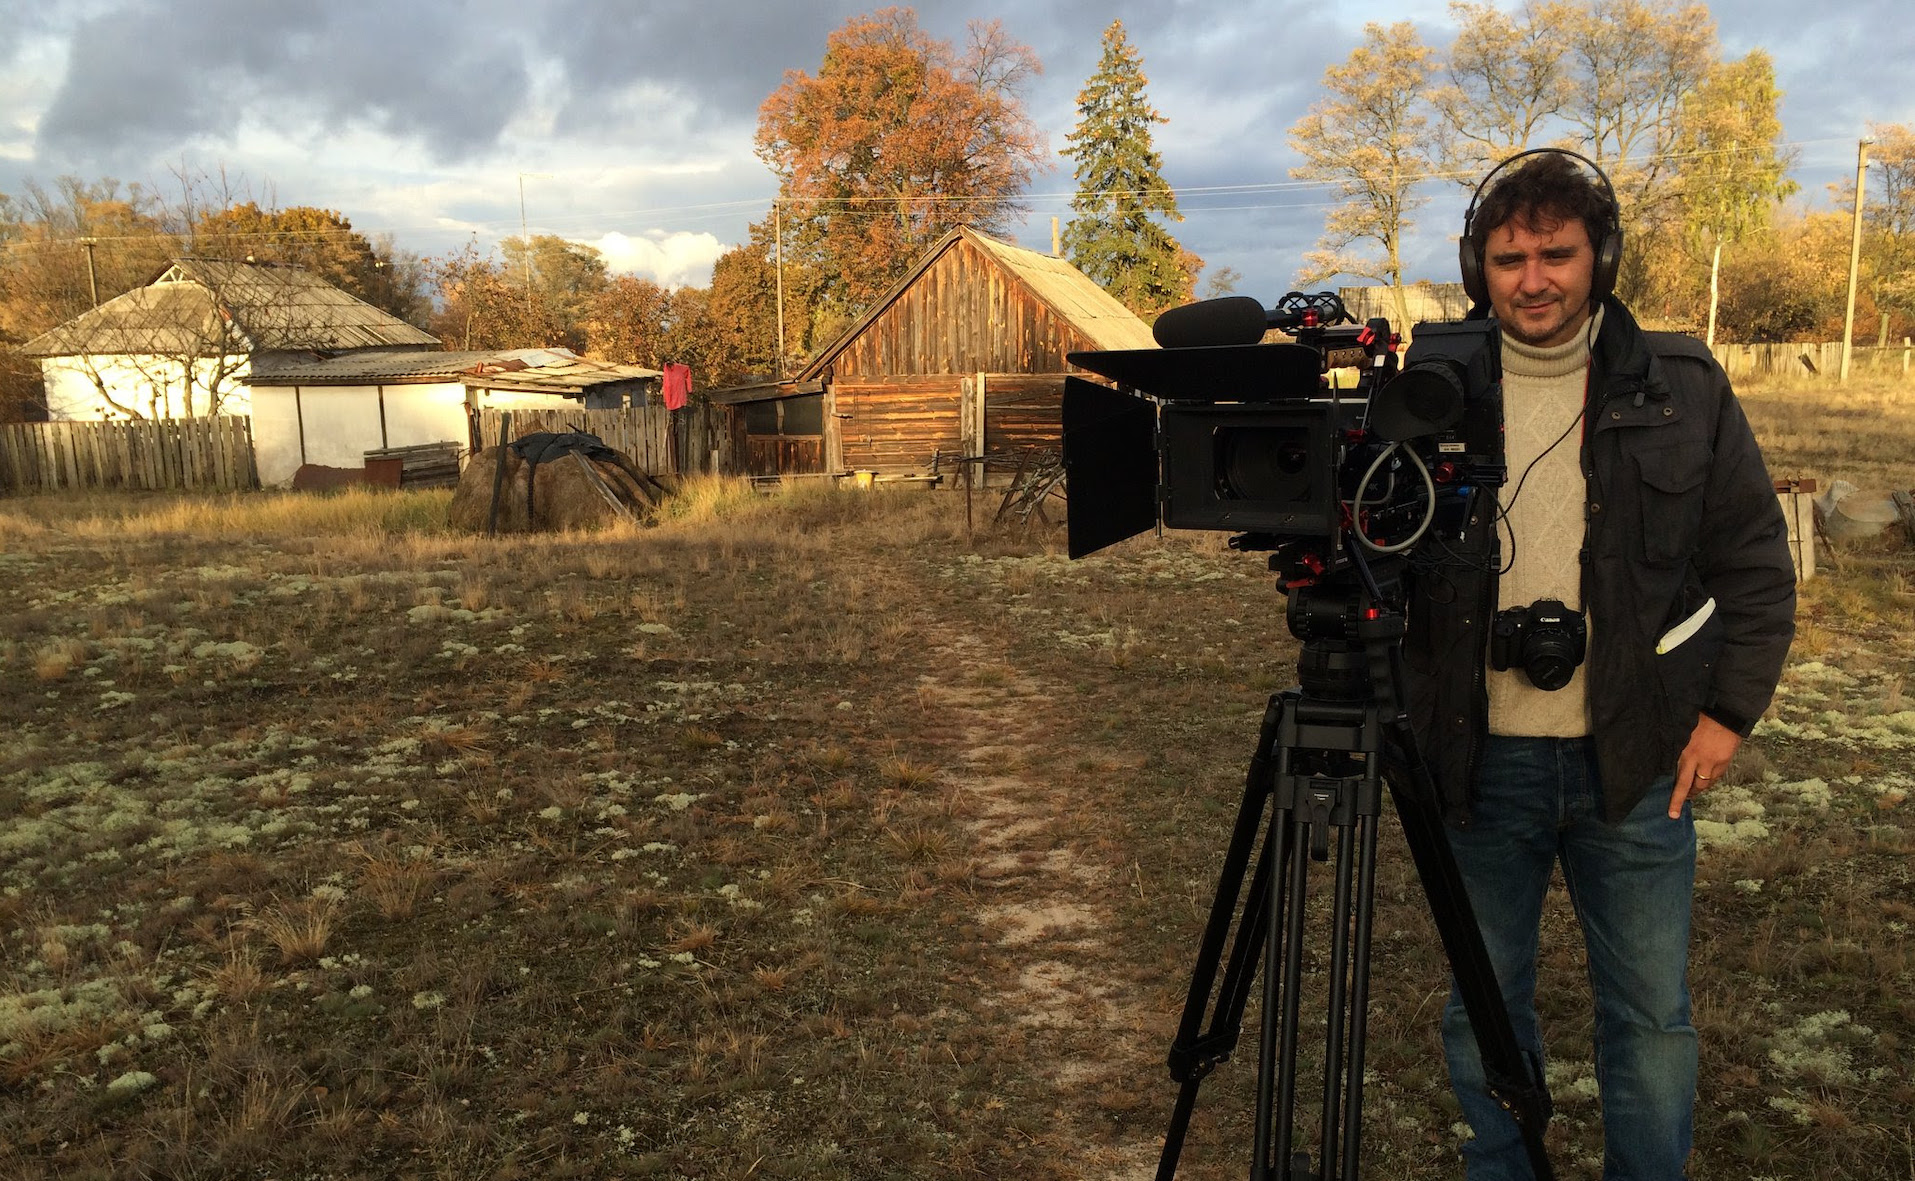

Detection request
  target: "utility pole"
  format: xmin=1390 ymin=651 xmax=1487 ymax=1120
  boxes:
xmin=79 ymin=238 xmax=100 ymax=307
xmin=517 ymin=172 xmax=552 ymax=323
xmin=774 ymin=199 xmax=786 ymax=379
xmin=1841 ymin=138 xmax=1872 ymax=384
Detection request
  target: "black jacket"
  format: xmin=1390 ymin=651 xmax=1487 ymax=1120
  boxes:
xmin=1402 ymin=298 xmax=1797 ymax=823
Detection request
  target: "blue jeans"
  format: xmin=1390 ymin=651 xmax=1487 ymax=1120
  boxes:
xmin=1442 ymin=735 xmax=1696 ymax=1181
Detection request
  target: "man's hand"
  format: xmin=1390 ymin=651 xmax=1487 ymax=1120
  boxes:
xmin=1670 ymin=714 xmax=1743 ymax=818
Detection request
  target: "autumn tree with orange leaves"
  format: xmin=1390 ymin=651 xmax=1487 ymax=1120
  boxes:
xmin=754 ymin=8 xmax=1046 ymax=349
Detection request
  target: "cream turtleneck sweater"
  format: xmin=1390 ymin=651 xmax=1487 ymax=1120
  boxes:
xmin=1487 ymin=306 xmax=1603 ymax=737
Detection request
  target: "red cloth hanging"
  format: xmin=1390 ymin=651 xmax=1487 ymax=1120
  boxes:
xmin=662 ymin=363 xmax=692 ymax=411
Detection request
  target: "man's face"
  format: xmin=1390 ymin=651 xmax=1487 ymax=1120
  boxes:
xmin=1482 ymin=214 xmax=1597 ymax=348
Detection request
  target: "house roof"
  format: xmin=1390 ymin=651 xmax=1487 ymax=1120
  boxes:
xmin=795 ymin=225 xmax=1157 ymax=381
xmin=20 ymin=258 xmax=439 ymax=358
xmin=247 ymin=346 xmax=661 ymax=392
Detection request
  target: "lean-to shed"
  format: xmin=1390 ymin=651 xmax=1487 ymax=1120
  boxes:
xmin=713 ymin=225 xmax=1155 ymax=481
xmin=244 ymin=347 xmax=661 ymax=488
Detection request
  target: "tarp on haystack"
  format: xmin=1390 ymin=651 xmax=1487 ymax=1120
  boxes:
xmin=450 ymin=431 xmax=673 ymax=532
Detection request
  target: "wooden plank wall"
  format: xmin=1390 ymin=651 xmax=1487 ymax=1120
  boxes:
xmin=831 ymin=239 xmax=1083 ymax=379
xmin=0 ymin=417 xmax=257 ymax=493
xmin=836 ymin=377 xmax=964 ymax=474
xmin=745 ymin=437 xmax=824 ymax=476
xmin=983 ymin=374 xmax=1066 ymax=459
xmin=472 ymin=403 xmax=729 ymax=476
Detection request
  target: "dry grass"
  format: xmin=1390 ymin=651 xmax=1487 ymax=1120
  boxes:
xmin=0 ymin=452 xmax=1909 ymax=1180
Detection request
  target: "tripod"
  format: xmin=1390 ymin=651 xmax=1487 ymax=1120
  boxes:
xmin=1155 ymin=568 xmax=1555 ymax=1181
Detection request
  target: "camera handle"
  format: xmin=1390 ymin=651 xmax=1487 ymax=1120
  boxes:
xmin=1156 ymin=612 xmax=1555 ymax=1181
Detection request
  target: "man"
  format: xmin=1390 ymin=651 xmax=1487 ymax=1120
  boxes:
xmin=1401 ymin=150 xmax=1797 ymax=1179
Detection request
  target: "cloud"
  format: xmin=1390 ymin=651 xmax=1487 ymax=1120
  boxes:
xmin=34 ymin=0 xmax=532 ymax=161
xmin=588 ymin=230 xmax=726 ymax=289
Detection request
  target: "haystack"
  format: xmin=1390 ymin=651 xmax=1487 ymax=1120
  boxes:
xmin=449 ymin=431 xmax=673 ymax=532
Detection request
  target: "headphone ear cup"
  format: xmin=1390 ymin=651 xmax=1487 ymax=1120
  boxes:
xmin=1592 ymin=224 xmax=1622 ymax=301
xmin=1459 ymin=233 xmax=1486 ymax=306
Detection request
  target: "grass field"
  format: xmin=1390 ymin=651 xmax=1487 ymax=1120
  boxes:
xmin=1 ymin=379 xmax=1911 ymax=1180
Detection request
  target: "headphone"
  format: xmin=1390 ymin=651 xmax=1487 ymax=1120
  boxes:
xmin=1459 ymin=147 xmax=1623 ymax=307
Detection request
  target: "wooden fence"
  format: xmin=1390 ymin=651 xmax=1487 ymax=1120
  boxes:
xmin=470 ymin=403 xmax=729 ymax=476
xmin=0 ymin=416 xmax=257 ymax=493
xmin=1710 ymin=341 xmax=1915 ymax=383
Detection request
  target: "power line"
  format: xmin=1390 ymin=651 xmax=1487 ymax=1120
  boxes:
xmin=0 ymin=133 xmax=1887 ymax=256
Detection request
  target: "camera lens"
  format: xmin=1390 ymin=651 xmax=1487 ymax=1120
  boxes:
xmin=1523 ymin=641 xmax=1578 ymax=691
xmin=1217 ymin=426 xmax=1313 ymax=502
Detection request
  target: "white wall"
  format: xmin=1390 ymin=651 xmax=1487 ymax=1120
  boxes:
xmin=248 ymin=381 xmax=470 ymax=487
xmin=40 ymin=354 xmax=253 ymax=420
xmin=249 ymin=386 xmax=306 ymax=489
xmin=382 ymin=383 xmax=470 ymax=454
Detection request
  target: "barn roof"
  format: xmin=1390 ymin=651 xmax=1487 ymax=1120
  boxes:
xmin=247 ymin=346 xmax=660 ymax=392
xmin=20 ymin=258 xmax=439 ymax=358
xmin=794 ymin=226 xmax=1156 ymax=381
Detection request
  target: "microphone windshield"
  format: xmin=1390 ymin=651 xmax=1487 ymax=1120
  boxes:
xmin=1153 ymin=297 xmax=1270 ymax=349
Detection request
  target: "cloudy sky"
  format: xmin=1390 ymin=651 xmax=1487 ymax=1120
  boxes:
xmin=2 ymin=0 xmax=1909 ymax=303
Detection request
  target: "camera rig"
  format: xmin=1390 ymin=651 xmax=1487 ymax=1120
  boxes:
xmin=1061 ymin=295 xmax=1556 ymax=1180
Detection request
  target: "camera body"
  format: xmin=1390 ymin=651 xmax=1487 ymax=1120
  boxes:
xmin=1061 ymin=294 xmax=1505 ymax=580
xmin=1489 ymin=599 xmax=1588 ymax=691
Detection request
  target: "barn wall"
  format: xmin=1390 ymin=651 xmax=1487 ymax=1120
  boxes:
xmin=836 ymin=377 xmax=964 ymax=474
xmin=982 ymin=374 xmax=1066 ymax=457
xmin=829 ymin=239 xmax=1092 ymax=379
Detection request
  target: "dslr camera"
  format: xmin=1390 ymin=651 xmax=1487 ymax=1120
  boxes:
xmin=1490 ymin=599 xmax=1588 ymax=691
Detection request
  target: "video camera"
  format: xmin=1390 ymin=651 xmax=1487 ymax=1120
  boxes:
xmin=1061 ymin=292 xmax=1505 ymax=585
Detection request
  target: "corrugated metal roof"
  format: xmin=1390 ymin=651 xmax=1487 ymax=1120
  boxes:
xmin=796 ymin=226 xmax=1156 ymax=380
xmin=247 ymin=346 xmax=660 ymax=391
xmin=21 ymin=258 xmax=439 ymax=357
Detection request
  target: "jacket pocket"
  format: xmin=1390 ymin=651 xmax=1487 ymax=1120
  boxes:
xmin=1635 ymin=442 xmax=1709 ymax=565
xmin=1651 ymin=582 xmax=1724 ymax=739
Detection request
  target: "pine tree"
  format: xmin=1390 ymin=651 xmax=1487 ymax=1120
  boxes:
xmin=1061 ymin=21 xmax=1193 ymax=319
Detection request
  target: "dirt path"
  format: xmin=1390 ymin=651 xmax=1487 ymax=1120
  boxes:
xmin=914 ymin=627 xmax=1166 ymax=1178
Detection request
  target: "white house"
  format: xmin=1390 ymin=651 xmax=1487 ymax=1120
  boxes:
xmin=244 ymin=348 xmax=661 ymax=488
xmin=21 ymin=258 xmax=439 ymax=421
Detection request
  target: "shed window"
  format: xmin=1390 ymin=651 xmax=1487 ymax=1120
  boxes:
xmin=743 ymin=401 xmax=778 ymax=434
xmin=781 ymin=394 xmax=823 ymax=434
xmin=742 ymin=394 xmax=824 ymax=436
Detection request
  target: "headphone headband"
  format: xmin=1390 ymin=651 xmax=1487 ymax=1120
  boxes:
xmin=1459 ymin=147 xmax=1623 ymax=307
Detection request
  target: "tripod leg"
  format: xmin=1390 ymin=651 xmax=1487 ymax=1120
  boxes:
xmin=1318 ymin=818 xmax=1358 ymax=1179
xmin=1338 ymin=807 xmax=1381 ymax=1181
xmin=1159 ymin=694 xmax=1292 ymax=1181
xmin=1266 ymin=798 xmax=1312 ymax=1177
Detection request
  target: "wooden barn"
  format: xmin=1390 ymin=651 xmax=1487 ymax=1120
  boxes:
xmin=711 ymin=225 xmax=1155 ymax=482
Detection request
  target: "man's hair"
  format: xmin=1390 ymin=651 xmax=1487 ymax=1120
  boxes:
xmin=1470 ymin=151 xmax=1614 ymax=250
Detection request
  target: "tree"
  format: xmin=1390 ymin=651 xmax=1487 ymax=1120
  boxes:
xmin=1059 ymin=20 xmax=1194 ymax=318
xmin=585 ymin=275 xmax=676 ymax=367
xmin=703 ymin=241 xmax=784 ymax=383
xmin=754 ymin=8 xmax=1046 ymax=321
xmin=430 ymin=236 xmax=608 ymax=353
xmin=1434 ymin=1 xmax=1575 ymax=181
xmin=191 ymin=203 xmax=428 ymax=324
xmin=1667 ymin=51 xmax=1795 ymax=343
xmin=0 ymin=179 xmax=179 ymax=419
xmin=1559 ymin=0 xmax=1716 ymax=209
xmin=1862 ymin=123 xmax=1915 ymax=333
xmin=1289 ymin=21 xmax=1443 ymax=332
